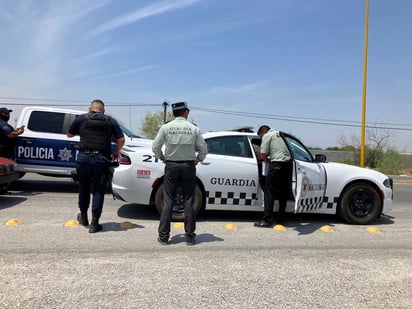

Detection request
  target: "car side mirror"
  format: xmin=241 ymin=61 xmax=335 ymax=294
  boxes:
xmin=314 ymin=154 xmax=327 ymax=162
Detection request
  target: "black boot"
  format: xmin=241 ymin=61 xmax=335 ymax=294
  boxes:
xmin=77 ymin=212 xmax=89 ymax=226
xmin=89 ymin=214 xmax=103 ymax=233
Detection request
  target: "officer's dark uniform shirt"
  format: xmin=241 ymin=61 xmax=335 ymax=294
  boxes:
xmin=67 ymin=112 xmax=124 ymax=158
xmin=0 ymin=119 xmax=16 ymax=157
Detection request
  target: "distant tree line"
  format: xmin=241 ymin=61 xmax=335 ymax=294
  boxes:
xmin=322 ymin=125 xmax=411 ymax=175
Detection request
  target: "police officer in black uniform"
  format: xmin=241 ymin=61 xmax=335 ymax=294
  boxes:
xmin=0 ymin=107 xmax=24 ymax=159
xmin=67 ymin=99 xmax=125 ymax=233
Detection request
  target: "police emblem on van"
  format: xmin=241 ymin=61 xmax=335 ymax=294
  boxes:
xmin=58 ymin=147 xmax=73 ymax=161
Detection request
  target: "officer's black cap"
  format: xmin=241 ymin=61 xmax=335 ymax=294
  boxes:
xmin=257 ymin=125 xmax=271 ymax=136
xmin=0 ymin=107 xmax=12 ymax=114
xmin=172 ymin=102 xmax=190 ymax=112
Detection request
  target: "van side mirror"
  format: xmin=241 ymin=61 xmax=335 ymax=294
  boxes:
xmin=314 ymin=154 xmax=327 ymax=162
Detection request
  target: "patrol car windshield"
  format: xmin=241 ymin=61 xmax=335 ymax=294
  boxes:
xmin=284 ymin=135 xmax=313 ymax=162
xmin=119 ymin=125 xmax=143 ymax=138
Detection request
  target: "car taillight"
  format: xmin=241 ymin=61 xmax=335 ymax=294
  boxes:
xmin=0 ymin=164 xmax=14 ymax=175
xmin=118 ymin=153 xmax=131 ymax=165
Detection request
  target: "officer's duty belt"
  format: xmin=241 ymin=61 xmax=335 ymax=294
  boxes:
xmin=81 ymin=149 xmax=102 ymax=154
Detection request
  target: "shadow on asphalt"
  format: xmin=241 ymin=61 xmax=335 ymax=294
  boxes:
xmin=0 ymin=195 xmax=27 ymax=210
xmin=167 ymin=233 xmax=224 ymax=245
xmin=116 ymin=202 xmax=395 ymax=233
xmin=8 ymin=177 xmax=78 ymax=194
xmin=8 ymin=176 xmax=396 ymax=233
xmin=117 ymin=203 xmax=159 ymax=221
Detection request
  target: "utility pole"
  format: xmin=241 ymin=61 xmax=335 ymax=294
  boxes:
xmin=162 ymin=101 xmax=169 ymax=123
xmin=360 ymin=0 xmax=369 ymax=167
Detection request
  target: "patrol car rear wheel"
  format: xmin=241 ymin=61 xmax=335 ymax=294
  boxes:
xmin=154 ymin=183 xmax=203 ymax=221
xmin=338 ymin=182 xmax=382 ymax=225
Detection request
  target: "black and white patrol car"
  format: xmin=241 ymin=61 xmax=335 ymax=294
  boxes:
xmin=112 ymin=130 xmax=393 ymax=225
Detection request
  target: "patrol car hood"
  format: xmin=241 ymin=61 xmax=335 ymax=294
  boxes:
xmin=322 ymin=161 xmax=390 ymax=182
xmin=124 ymin=138 xmax=152 ymax=147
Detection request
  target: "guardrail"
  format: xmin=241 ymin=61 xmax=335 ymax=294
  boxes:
xmin=391 ymin=176 xmax=412 ymax=183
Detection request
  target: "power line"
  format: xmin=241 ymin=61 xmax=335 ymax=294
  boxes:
xmin=0 ymin=101 xmax=159 ymax=107
xmin=194 ymin=107 xmax=412 ymax=131
xmin=0 ymin=96 xmax=159 ymax=107
xmin=1 ymin=96 xmax=411 ymax=131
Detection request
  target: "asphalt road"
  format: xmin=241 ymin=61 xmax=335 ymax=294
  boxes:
xmin=1 ymin=175 xmax=411 ymax=309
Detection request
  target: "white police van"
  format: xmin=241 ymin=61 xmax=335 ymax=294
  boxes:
xmin=14 ymin=106 xmax=150 ymax=178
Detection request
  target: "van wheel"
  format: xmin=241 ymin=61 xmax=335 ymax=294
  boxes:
xmin=154 ymin=183 xmax=203 ymax=221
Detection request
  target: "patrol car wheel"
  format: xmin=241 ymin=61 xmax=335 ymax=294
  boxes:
xmin=154 ymin=183 xmax=203 ymax=221
xmin=338 ymin=182 xmax=382 ymax=225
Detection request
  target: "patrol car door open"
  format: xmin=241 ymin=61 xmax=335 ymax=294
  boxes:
xmin=283 ymin=134 xmax=327 ymax=213
xmin=198 ymin=135 xmax=260 ymax=210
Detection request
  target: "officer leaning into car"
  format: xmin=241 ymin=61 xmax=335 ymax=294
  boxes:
xmin=152 ymin=102 xmax=208 ymax=246
xmin=254 ymin=125 xmax=292 ymax=228
xmin=256 ymin=125 xmax=271 ymax=189
xmin=0 ymin=107 xmax=24 ymax=159
xmin=67 ymin=99 xmax=125 ymax=233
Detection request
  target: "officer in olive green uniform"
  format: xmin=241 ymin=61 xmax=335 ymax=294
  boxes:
xmin=152 ymin=102 xmax=208 ymax=245
xmin=255 ymin=127 xmax=292 ymax=227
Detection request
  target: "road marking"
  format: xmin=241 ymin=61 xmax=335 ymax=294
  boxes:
xmin=225 ymin=223 xmax=237 ymax=230
xmin=64 ymin=220 xmax=79 ymax=227
xmin=173 ymin=222 xmax=184 ymax=229
xmin=273 ymin=224 xmax=286 ymax=231
xmin=366 ymin=227 xmax=381 ymax=233
xmin=5 ymin=219 xmax=22 ymax=226
xmin=120 ymin=222 xmax=134 ymax=229
xmin=320 ymin=225 xmax=334 ymax=233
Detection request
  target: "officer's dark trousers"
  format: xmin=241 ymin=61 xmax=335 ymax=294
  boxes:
xmin=159 ymin=161 xmax=196 ymax=240
xmin=77 ymin=153 xmax=110 ymax=217
xmin=263 ymin=161 xmax=292 ymax=223
xmin=0 ymin=145 xmax=14 ymax=159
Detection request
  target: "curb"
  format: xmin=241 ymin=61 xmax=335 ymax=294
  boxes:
xmin=391 ymin=176 xmax=412 ymax=184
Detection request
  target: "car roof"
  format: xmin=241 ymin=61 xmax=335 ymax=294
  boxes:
xmin=202 ymin=131 xmax=258 ymax=139
xmin=21 ymin=106 xmax=84 ymax=114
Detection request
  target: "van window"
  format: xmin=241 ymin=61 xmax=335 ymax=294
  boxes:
xmin=27 ymin=111 xmax=77 ymax=134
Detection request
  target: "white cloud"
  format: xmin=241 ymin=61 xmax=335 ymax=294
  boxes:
xmin=31 ymin=1 xmax=110 ymax=58
xmin=209 ymin=82 xmax=264 ymax=94
xmin=91 ymin=65 xmax=157 ymax=80
xmin=0 ymin=1 xmax=112 ymax=94
xmin=88 ymin=0 xmax=201 ymax=37
xmin=72 ymin=46 xmax=121 ymax=63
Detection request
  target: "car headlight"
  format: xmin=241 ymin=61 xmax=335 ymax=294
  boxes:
xmin=383 ymin=178 xmax=393 ymax=189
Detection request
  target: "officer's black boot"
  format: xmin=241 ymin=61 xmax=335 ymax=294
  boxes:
xmin=89 ymin=214 xmax=103 ymax=233
xmin=77 ymin=211 xmax=89 ymax=226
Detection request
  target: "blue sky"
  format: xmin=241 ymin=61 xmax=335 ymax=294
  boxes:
xmin=0 ymin=0 xmax=411 ymax=151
